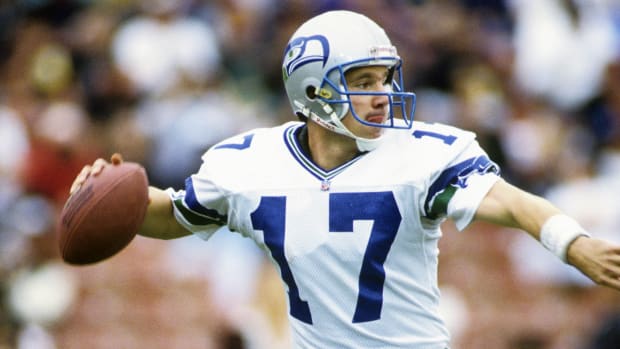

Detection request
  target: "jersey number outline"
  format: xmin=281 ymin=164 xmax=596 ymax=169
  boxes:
xmin=412 ymin=129 xmax=457 ymax=145
xmin=250 ymin=192 xmax=401 ymax=325
xmin=214 ymin=134 xmax=254 ymax=150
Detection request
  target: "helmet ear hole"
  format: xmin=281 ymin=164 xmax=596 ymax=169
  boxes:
xmin=305 ymin=85 xmax=317 ymax=99
xmin=295 ymin=111 xmax=308 ymax=122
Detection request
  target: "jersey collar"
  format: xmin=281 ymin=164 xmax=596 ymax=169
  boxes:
xmin=283 ymin=124 xmax=366 ymax=185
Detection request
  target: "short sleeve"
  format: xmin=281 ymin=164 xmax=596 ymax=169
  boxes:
xmin=423 ymin=141 xmax=501 ymax=230
xmin=166 ymin=173 xmax=229 ymax=240
xmin=447 ymin=171 xmax=500 ymax=230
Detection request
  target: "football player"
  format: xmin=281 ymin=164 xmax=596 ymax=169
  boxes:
xmin=72 ymin=10 xmax=620 ymax=349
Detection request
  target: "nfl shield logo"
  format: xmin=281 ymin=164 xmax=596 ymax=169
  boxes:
xmin=320 ymin=180 xmax=331 ymax=191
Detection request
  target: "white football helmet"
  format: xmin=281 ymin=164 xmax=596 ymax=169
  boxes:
xmin=282 ymin=10 xmax=416 ymax=151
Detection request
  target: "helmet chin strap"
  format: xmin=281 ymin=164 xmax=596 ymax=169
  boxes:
xmin=294 ymin=100 xmax=384 ymax=152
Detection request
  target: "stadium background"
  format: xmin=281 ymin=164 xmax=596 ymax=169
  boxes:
xmin=0 ymin=0 xmax=619 ymax=348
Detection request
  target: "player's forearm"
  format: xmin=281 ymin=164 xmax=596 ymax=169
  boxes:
xmin=476 ymin=180 xmax=592 ymax=263
xmin=505 ymin=189 xmax=562 ymax=240
xmin=475 ymin=180 xmax=562 ymax=239
xmin=138 ymin=186 xmax=192 ymax=240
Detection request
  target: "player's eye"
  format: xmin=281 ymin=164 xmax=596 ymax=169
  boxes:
xmin=351 ymin=78 xmax=376 ymax=90
xmin=354 ymin=80 xmax=371 ymax=89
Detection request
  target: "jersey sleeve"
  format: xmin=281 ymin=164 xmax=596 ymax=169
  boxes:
xmin=166 ymin=161 xmax=229 ymax=240
xmin=423 ymin=139 xmax=501 ymax=231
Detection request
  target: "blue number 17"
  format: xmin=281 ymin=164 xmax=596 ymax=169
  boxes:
xmin=250 ymin=192 xmax=401 ymax=324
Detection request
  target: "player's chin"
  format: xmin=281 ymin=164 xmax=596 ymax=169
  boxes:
xmin=360 ymin=125 xmax=385 ymax=139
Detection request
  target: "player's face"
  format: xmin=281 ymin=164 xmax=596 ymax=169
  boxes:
xmin=342 ymin=66 xmax=391 ymax=139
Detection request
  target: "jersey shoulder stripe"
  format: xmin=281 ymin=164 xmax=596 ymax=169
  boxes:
xmin=425 ymin=155 xmax=500 ymax=219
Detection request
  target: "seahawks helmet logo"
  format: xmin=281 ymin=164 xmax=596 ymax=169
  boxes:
xmin=283 ymin=35 xmax=329 ymax=80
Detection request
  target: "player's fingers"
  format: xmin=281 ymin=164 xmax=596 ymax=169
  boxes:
xmin=70 ymin=165 xmax=92 ymax=195
xmin=600 ymin=269 xmax=620 ymax=291
xmin=91 ymin=158 xmax=108 ymax=176
xmin=110 ymin=153 xmax=123 ymax=165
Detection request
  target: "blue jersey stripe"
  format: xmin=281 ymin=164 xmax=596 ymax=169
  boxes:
xmin=182 ymin=177 xmax=227 ymax=225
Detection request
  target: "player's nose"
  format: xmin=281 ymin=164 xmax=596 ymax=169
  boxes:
xmin=371 ymin=89 xmax=390 ymax=109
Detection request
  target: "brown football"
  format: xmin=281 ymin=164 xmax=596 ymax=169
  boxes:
xmin=57 ymin=162 xmax=149 ymax=265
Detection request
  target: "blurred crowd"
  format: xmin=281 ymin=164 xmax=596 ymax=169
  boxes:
xmin=1 ymin=0 xmax=620 ymax=348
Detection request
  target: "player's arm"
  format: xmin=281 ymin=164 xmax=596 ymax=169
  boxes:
xmin=474 ymin=179 xmax=620 ymax=290
xmin=138 ymin=186 xmax=192 ymax=240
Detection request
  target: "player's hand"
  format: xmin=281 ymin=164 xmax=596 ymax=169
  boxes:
xmin=69 ymin=153 xmax=124 ymax=195
xmin=567 ymin=236 xmax=620 ymax=290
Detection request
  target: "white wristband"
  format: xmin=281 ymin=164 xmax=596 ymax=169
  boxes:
xmin=540 ymin=214 xmax=590 ymax=263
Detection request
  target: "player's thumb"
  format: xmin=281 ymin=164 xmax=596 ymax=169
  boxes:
xmin=110 ymin=153 xmax=124 ymax=165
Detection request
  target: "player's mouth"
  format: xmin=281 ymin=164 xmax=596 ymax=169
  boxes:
xmin=365 ymin=113 xmax=387 ymax=125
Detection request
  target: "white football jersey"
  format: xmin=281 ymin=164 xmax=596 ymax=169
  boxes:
xmin=168 ymin=121 xmax=500 ymax=348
